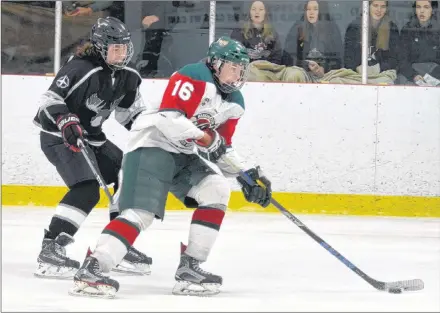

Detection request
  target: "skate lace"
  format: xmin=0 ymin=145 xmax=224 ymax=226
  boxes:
xmin=54 ymin=244 xmax=66 ymax=257
xmin=47 ymin=241 xmax=67 ymax=260
xmin=129 ymin=247 xmax=143 ymax=258
xmin=191 ymin=259 xmax=212 ymax=276
xmin=52 ymin=233 xmax=74 ymax=259
xmin=129 ymin=246 xmax=151 ymax=262
xmin=91 ymin=259 xmax=105 ymax=278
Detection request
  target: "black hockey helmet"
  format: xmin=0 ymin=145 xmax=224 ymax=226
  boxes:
xmin=90 ymin=16 xmax=134 ymax=70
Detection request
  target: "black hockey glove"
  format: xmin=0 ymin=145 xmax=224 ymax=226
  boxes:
xmin=195 ymin=129 xmax=227 ymax=163
xmin=237 ymin=166 xmax=272 ymax=208
xmin=56 ymin=113 xmax=84 ymax=152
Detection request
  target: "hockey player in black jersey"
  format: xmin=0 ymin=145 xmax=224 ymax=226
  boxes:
xmin=33 ymin=16 xmax=152 ymax=279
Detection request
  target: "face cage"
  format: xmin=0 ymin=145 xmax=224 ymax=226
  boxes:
xmin=98 ymin=41 xmax=134 ymax=70
xmin=214 ymin=59 xmax=250 ymax=93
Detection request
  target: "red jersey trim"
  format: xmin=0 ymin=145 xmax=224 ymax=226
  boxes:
xmin=217 ymin=118 xmax=239 ymax=146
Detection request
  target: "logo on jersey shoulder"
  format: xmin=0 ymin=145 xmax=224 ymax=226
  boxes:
xmin=56 ymin=75 xmax=69 ymax=88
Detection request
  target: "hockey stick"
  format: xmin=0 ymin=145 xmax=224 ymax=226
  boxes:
xmin=77 ymin=139 xmax=115 ymax=206
xmin=219 ymin=155 xmax=424 ymax=294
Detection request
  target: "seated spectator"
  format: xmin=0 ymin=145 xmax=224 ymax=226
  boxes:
xmin=398 ymin=1 xmax=440 ymax=86
xmin=283 ymin=0 xmax=343 ymax=79
xmin=344 ymin=0 xmax=400 ymax=81
xmin=230 ymin=0 xmax=282 ymax=65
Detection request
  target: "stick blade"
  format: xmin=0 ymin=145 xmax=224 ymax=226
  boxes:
xmin=383 ymin=279 xmax=424 ymax=293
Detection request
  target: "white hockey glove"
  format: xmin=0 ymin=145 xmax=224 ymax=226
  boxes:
xmin=195 ymin=129 xmax=227 ymax=163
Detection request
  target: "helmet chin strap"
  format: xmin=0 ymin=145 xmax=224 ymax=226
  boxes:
xmin=210 ymin=60 xmax=228 ymax=93
xmin=214 ymin=60 xmax=225 ymax=80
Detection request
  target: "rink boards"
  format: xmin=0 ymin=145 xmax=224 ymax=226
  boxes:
xmin=2 ymin=75 xmax=439 ymax=217
xmin=2 ymin=185 xmax=439 ymax=217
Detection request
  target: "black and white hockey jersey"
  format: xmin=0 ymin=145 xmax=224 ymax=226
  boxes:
xmin=33 ymin=55 xmax=145 ymax=146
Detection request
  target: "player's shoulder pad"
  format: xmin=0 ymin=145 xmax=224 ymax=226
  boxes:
xmin=120 ymin=63 xmax=142 ymax=91
xmin=60 ymin=56 xmax=99 ymax=76
xmin=122 ymin=62 xmax=142 ymax=81
xmin=177 ymin=63 xmax=214 ymax=84
xmin=51 ymin=57 xmax=102 ymax=92
xmin=228 ymin=90 xmax=245 ymax=110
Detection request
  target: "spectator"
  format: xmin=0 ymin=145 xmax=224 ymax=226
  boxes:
xmin=284 ymin=0 xmax=343 ymax=78
xmin=107 ymin=1 xmax=125 ymax=23
xmin=61 ymin=2 xmax=116 ymax=64
xmin=398 ymin=1 xmax=440 ymax=86
xmin=63 ymin=1 xmax=114 ymax=17
xmin=230 ymin=0 xmax=282 ymax=64
xmin=344 ymin=0 xmax=400 ymax=78
xmin=137 ymin=1 xmax=167 ymax=77
xmin=141 ymin=1 xmax=161 ymax=29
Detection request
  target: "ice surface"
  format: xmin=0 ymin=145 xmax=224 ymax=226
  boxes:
xmin=2 ymin=207 xmax=439 ymax=312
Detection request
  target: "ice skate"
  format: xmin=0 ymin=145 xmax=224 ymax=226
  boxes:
xmin=69 ymin=256 xmax=119 ymax=299
xmin=112 ymin=246 xmax=153 ymax=275
xmin=172 ymin=243 xmax=222 ymax=296
xmin=34 ymin=230 xmax=80 ymax=279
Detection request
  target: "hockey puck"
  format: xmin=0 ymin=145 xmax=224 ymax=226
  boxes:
xmin=388 ymin=288 xmax=403 ymax=294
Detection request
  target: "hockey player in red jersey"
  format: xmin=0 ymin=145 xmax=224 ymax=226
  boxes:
xmin=69 ymin=36 xmax=272 ymax=298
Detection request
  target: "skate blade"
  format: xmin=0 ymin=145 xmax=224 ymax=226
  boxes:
xmin=172 ymin=281 xmax=221 ymax=297
xmin=68 ymin=281 xmax=116 ymax=299
xmin=111 ymin=260 xmax=151 ymax=276
xmin=34 ymin=273 xmax=74 ymax=280
xmin=34 ymin=262 xmax=77 ymax=280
